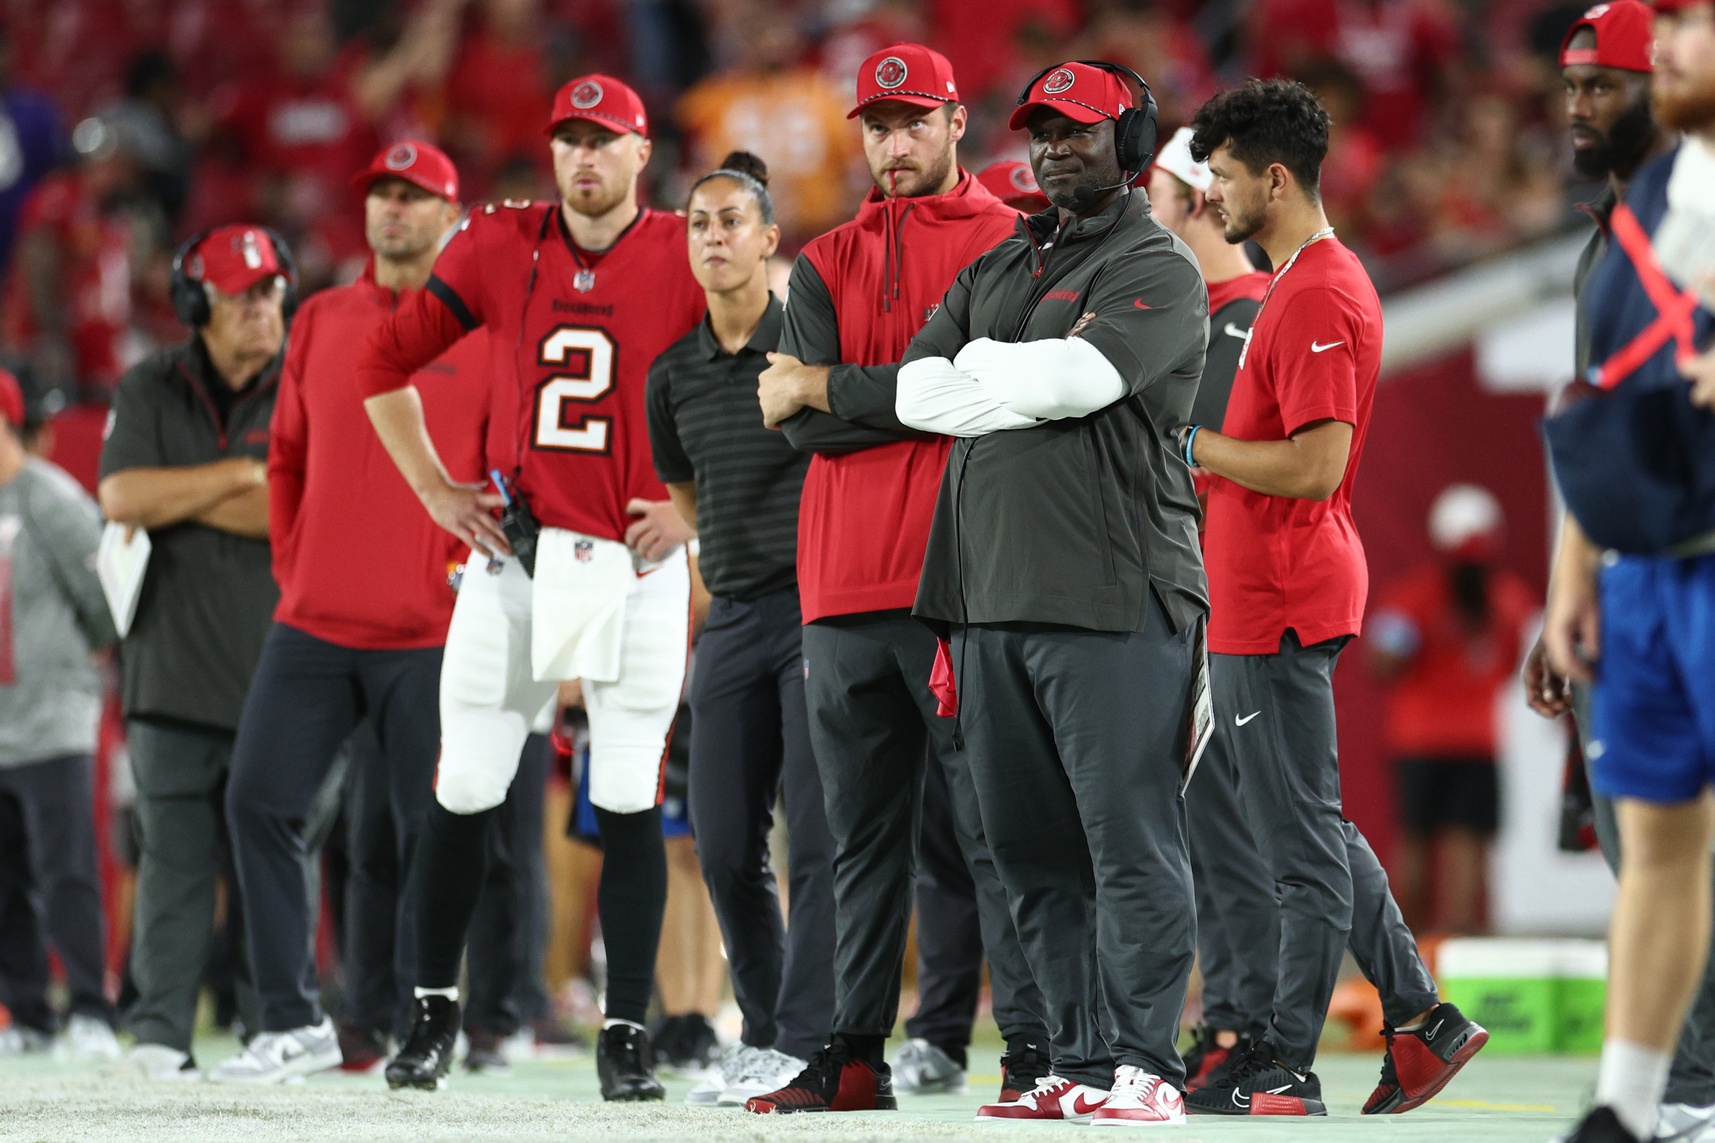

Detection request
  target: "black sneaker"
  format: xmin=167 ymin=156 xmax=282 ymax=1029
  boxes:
xmin=1183 ymin=1024 xmax=1253 ymax=1093
xmin=744 ymin=1038 xmax=896 ymax=1114
xmin=337 ymin=1023 xmax=389 ymax=1073
xmin=463 ymin=1028 xmax=512 ymax=1075
xmin=597 ymin=1023 xmax=665 ymax=1101
xmin=998 ymin=1036 xmax=1052 ymax=1103
xmin=1184 ymin=1038 xmax=1326 ymax=1116
xmin=385 ymin=996 xmax=459 ymax=1091
xmin=1363 ymin=1001 xmax=1489 ymax=1114
xmin=673 ymin=1014 xmax=719 ymax=1074
xmin=649 ymin=1015 xmax=687 ymax=1068
xmin=1561 ymin=1107 xmax=1645 ymax=1143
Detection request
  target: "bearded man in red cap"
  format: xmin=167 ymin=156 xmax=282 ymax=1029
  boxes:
xmin=210 ymin=141 xmax=486 ymax=1085
xmin=744 ymin=43 xmax=1050 ymax=1115
xmin=99 ymin=222 xmax=291 ymax=1080
xmin=357 ymin=76 xmax=705 ymax=1100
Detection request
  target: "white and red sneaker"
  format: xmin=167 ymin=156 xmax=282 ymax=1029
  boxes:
xmin=1091 ymin=1066 xmax=1186 ymax=1128
xmin=976 ymin=1074 xmax=1111 ymax=1122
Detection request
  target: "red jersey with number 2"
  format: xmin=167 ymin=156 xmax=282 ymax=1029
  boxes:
xmin=357 ymin=202 xmax=707 ymax=542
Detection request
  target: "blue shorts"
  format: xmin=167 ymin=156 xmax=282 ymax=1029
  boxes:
xmin=1590 ymin=552 xmax=1715 ymax=803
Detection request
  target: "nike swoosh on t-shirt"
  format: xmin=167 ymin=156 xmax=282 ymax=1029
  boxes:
xmin=1310 ymin=340 xmax=1344 ymax=353
xmin=1224 ymin=322 xmax=1248 ymax=340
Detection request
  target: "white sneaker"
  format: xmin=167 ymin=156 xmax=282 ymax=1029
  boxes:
xmin=717 ymin=1046 xmax=808 ymax=1106
xmin=1659 ymin=1102 xmax=1715 ymax=1142
xmin=1091 ymin=1066 xmax=1186 ymax=1128
xmin=208 ymin=1017 xmax=342 ymax=1083
xmin=977 ymin=1074 xmax=1111 ymax=1122
xmin=122 ymin=1043 xmax=202 ymax=1081
xmin=61 ymin=1014 xmax=122 ymax=1063
xmin=0 ymin=1024 xmax=53 ymax=1056
xmin=686 ymin=1042 xmax=744 ymax=1105
xmin=892 ymin=1038 xmax=968 ymax=1094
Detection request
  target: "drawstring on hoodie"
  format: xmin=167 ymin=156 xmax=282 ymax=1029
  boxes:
xmin=880 ymin=199 xmax=916 ymax=313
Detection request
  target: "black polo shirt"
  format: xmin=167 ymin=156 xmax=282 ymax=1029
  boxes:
xmin=646 ymin=296 xmax=807 ymax=601
xmin=99 ymin=337 xmax=281 ymax=731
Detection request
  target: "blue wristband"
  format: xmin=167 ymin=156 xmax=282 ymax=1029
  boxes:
xmin=1183 ymin=425 xmax=1201 ymax=469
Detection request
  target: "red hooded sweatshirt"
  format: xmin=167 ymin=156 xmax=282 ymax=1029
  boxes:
xmin=270 ymin=262 xmax=489 ymax=649
xmin=790 ymin=171 xmax=1019 ymax=621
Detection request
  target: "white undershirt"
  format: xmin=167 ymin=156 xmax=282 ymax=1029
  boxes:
xmin=897 ymin=337 xmax=1125 ymax=437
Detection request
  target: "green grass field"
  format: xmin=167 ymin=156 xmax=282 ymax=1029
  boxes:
xmin=0 ymin=1037 xmax=1593 ymax=1142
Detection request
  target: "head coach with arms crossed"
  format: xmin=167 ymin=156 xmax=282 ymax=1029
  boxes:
xmin=98 ymin=223 xmax=290 ymax=1078
xmin=895 ymin=60 xmax=1208 ymax=1127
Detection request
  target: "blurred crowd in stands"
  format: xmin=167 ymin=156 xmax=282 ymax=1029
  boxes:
xmin=0 ymin=0 xmax=1596 ymax=406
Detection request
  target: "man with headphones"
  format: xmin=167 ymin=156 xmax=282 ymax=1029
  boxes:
xmin=894 ymin=60 xmax=1209 ymax=1126
xmin=98 ymin=223 xmax=292 ymax=1079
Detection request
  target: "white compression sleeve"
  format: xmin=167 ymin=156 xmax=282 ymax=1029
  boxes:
xmin=896 ymin=356 xmax=1041 ymax=437
xmin=954 ymin=336 xmax=1126 ymax=420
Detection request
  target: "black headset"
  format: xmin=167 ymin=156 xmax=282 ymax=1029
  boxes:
xmin=1015 ymin=60 xmax=1159 ymax=176
xmin=169 ymin=226 xmax=300 ymax=328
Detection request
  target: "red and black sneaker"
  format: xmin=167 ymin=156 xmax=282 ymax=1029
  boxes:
xmin=1183 ymin=1038 xmax=1326 ymax=1116
xmin=997 ymin=1036 xmax=1051 ymax=1103
xmin=1182 ymin=1024 xmax=1251 ymax=1093
xmin=1363 ymin=1001 xmax=1488 ymax=1114
xmin=744 ymin=1041 xmax=897 ymax=1114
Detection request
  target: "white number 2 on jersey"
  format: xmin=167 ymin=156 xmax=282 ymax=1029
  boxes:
xmin=534 ymin=326 xmax=615 ymax=453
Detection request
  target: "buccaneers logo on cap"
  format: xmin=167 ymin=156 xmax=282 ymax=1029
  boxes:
xmin=1043 ymin=68 xmax=1076 ymax=95
xmin=571 ymin=80 xmax=603 ymax=109
xmin=1010 ymin=166 xmax=1036 ymax=192
xmin=385 ymin=142 xmax=417 ymax=170
xmin=1585 ymin=2 xmax=1611 ymax=15
xmin=238 ymin=230 xmax=264 ymax=269
xmin=875 ymin=57 xmax=908 ymax=89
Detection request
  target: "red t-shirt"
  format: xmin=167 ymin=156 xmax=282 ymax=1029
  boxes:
xmin=1370 ymin=562 xmax=1538 ymax=759
xmin=1372 ymin=559 xmax=1536 ymax=755
xmin=270 ymin=265 xmax=489 ymax=650
xmin=357 ymin=203 xmax=707 ymax=542
xmin=1204 ymin=237 xmax=1380 ymax=654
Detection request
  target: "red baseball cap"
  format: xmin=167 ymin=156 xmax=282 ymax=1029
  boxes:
xmin=1561 ymin=1 xmax=1656 ymax=72
xmin=545 ymin=74 xmax=649 ymax=138
xmin=1653 ymin=0 xmax=1710 ymax=13
xmin=184 ymin=225 xmax=286 ymax=295
xmin=352 ymin=140 xmax=460 ymax=200
xmin=977 ymin=160 xmax=1051 ymax=212
xmin=0 ymin=368 xmax=23 ymax=430
xmin=1009 ymin=62 xmax=1135 ymax=131
xmin=849 ymin=44 xmax=960 ymax=119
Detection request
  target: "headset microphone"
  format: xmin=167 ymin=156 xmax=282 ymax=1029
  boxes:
xmin=1072 ymin=176 xmax=1136 ymax=204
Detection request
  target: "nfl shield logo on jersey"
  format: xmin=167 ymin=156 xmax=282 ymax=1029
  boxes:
xmin=574 ymin=539 xmax=595 ymax=564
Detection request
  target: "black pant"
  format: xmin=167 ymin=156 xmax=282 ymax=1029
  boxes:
xmin=466 ymin=733 xmax=552 ymax=1035
xmin=1215 ymin=634 xmax=1439 ymax=1067
xmin=954 ymin=608 xmax=1196 ymax=1088
xmin=905 ymin=755 xmax=984 ymax=1056
xmin=1186 ymin=718 xmax=1280 ymax=1034
xmin=802 ymin=611 xmax=1046 ymax=1047
xmin=226 ymin=624 xmax=443 ymax=1032
xmin=688 ymin=590 xmax=835 ymax=1061
xmin=0 ymin=755 xmax=113 ymax=1031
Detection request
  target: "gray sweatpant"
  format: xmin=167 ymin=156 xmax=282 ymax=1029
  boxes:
xmin=953 ymin=602 xmax=1196 ymax=1088
xmin=1186 ymin=727 xmax=1279 ymax=1034
xmin=126 ymin=719 xmax=261 ymax=1053
xmin=1214 ymin=633 xmax=1439 ymax=1067
xmin=801 ymin=612 xmax=1047 ymax=1049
